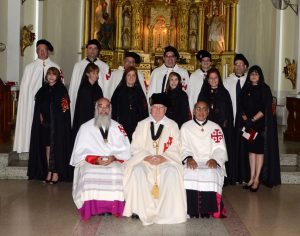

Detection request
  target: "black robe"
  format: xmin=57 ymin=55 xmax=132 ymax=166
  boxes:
xmin=235 ymin=82 xmax=281 ymax=187
xmin=165 ymin=87 xmax=190 ymax=128
xmin=111 ymin=85 xmax=148 ymax=142
xmin=198 ymin=81 xmax=235 ymax=185
xmin=28 ymin=81 xmax=72 ymax=181
xmin=72 ymin=80 xmax=103 ymax=141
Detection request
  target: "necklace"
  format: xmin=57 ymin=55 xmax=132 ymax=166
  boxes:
xmin=193 ymin=117 xmax=208 ymax=132
xmin=99 ymin=127 xmax=109 ymax=143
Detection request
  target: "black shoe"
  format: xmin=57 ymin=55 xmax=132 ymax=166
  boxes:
xmin=243 ymin=184 xmax=253 ymax=189
xmin=131 ymin=213 xmax=139 ymax=219
xmin=200 ymin=213 xmax=210 ymax=219
xmin=189 ymin=214 xmax=199 ymax=219
xmin=250 ymin=184 xmax=260 ymax=192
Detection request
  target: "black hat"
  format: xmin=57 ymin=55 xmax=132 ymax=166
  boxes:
xmin=36 ymin=39 xmax=53 ymax=52
xmin=86 ymin=39 xmax=101 ymax=50
xmin=124 ymin=51 xmax=141 ymax=64
xmin=150 ymin=93 xmax=170 ymax=107
xmin=234 ymin=53 xmax=249 ymax=67
xmin=196 ymin=50 xmax=211 ymax=61
xmin=164 ymin=46 xmax=180 ymax=59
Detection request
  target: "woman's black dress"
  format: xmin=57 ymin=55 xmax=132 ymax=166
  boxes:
xmin=198 ymin=81 xmax=235 ymax=185
xmin=72 ymin=80 xmax=103 ymax=141
xmin=28 ymin=81 xmax=72 ymax=181
xmin=165 ymin=87 xmax=190 ymax=128
xmin=111 ymin=85 xmax=148 ymax=142
xmin=235 ymin=82 xmax=281 ymax=187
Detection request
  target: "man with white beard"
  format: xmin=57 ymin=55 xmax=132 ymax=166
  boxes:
xmin=70 ymin=98 xmax=130 ymax=221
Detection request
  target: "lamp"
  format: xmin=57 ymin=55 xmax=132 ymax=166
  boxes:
xmin=271 ymin=0 xmax=298 ymax=15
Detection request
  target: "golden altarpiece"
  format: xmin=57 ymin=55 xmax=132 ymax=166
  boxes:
xmin=83 ymin=0 xmax=239 ymax=84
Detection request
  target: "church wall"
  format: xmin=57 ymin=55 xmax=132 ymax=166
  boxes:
xmin=236 ymin=0 xmax=276 ymax=89
xmin=0 ymin=0 xmax=8 ymax=81
xmin=42 ymin=0 xmax=83 ymax=85
xmin=21 ymin=0 xmax=37 ymax=71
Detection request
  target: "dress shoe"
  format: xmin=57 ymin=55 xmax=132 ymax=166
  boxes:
xmin=242 ymin=184 xmax=253 ymax=190
xmin=131 ymin=213 xmax=139 ymax=219
xmin=250 ymin=183 xmax=260 ymax=192
xmin=200 ymin=213 xmax=210 ymax=219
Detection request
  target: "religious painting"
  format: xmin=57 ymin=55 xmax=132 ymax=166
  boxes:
xmin=94 ymin=0 xmax=114 ymax=50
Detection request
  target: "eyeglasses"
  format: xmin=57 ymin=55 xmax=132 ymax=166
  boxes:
xmin=195 ymin=107 xmax=208 ymax=112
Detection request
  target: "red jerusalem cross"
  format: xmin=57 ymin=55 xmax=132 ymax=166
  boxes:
xmin=210 ymin=129 xmax=223 ymax=143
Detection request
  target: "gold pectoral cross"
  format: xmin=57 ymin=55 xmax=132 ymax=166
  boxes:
xmin=151 ymin=138 xmax=160 ymax=199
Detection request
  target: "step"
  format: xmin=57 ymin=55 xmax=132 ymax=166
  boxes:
xmin=280 ymin=154 xmax=298 ymax=166
xmin=280 ymin=165 xmax=300 ymax=184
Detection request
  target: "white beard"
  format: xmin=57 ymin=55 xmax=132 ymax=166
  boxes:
xmin=94 ymin=113 xmax=111 ymax=130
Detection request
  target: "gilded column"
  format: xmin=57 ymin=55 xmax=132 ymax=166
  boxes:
xmin=229 ymin=1 xmax=238 ymax=51
xmin=196 ymin=0 xmax=209 ymax=50
xmin=177 ymin=0 xmax=190 ymax=52
xmin=223 ymin=1 xmax=231 ymax=51
xmin=84 ymin=0 xmax=91 ymax=46
xmin=130 ymin=0 xmax=144 ymax=51
xmin=115 ymin=0 xmax=123 ymax=49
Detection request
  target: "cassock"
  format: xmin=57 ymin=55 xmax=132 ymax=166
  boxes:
xmin=180 ymin=119 xmax=227 ymax=218
xmin=187 ymin=68 xmax=206 ymax=112
xmin=123 ymin=116 xmax=187 ymax=225
xmin=103 ymin=66 xmax=147 ymax=100
xmin=223 ymin=73 xmax=247 ymax=123
xmin=13 ymin=58 xmax=60 ymax=153
xmin=147 ymin=64 xmax=189 ymax=100
xmin=70 ymin=118 xmax=130 ymax=221
xmin=68 ymin=58 xmax=109 ymax=124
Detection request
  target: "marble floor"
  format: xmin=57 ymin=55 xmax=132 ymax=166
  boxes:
xmin=1 ymin=125 xmax=300 ymax=235
xmin=0 ymin=180 xmax=300 ymax=236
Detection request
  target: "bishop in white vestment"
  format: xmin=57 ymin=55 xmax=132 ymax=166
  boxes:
xmin=13 ymin=39 xmax=60 ymax=153
xmin=181 ymin=101 xmax=227 ymax=218
xmin=70 ymin=98 xmax=130 ymax=221
xmin=147 ymin=46 xmax=189 ymax=100
xmin=68 ymin=39 xmax=110 ymax=124
xmin=123 ymin=93 xmax=186 ymax=225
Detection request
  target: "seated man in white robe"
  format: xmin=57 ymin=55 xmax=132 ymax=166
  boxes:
xmin=70 ymin=98 xmax=130 ymax=221
xmin=123 ymin=93 xmax=186 ymax=226
xmin=180 ymin=100 xmax=227 ymax=219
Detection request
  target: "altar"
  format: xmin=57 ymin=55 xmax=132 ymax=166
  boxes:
xmin=83 ymin=0 xmax=239 ymax=82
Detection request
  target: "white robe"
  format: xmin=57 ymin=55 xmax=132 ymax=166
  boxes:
xmin=147 ymin=64 xmax=189 ymax=100
xmin=223 ymin=73 xmax=247 ymax=122
xmin=104 ymin=66 xmax=147 ymax=100
xmin=70 ymin=118 xmax=130 ymax=209
xmin=13 ymin=58 xmax=60 ymax=153
xmin=186 ymin=69 xmax=206 ymax=112
xmin=123 ymin=116 xmax=187 ymax=225
xmin=68 ymin=58 xmax=110 ymax=124
xmin=180 ymin=120 xmax=228 ymax=195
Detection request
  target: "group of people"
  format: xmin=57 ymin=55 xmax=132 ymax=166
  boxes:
xmin=13 ymin=38 xmax=281 ymax=225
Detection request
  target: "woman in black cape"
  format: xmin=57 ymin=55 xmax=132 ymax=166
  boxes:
xmin=165 ymin=72 xmax=191 ymax=128
xmin=111 ymin=66 xmax=148 ymax=141
xmin=72 ymin=63 xmax=103 ymax=141
xmin=235 ymin=65 xmax=281 ymax=191
xmin=198 ymin=68 xmax=235 ymax=185
xmin=28 ymin=67 xmax=72 ymax=183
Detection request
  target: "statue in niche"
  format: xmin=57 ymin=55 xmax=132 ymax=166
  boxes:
xmin=189 ymin=13 xmax=197 ymax=30
xmin=189 ymin=33 xmax=197 ymax=52
xmin=97 ymin=12 xmax=114 ymax=50
xmin=122 ymin=30 xmax=130 ymax=49
xmin=206 ymin=6 xmax=225 ymax=53
xmin=123 ymin=11 xmax=130 ymax=28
